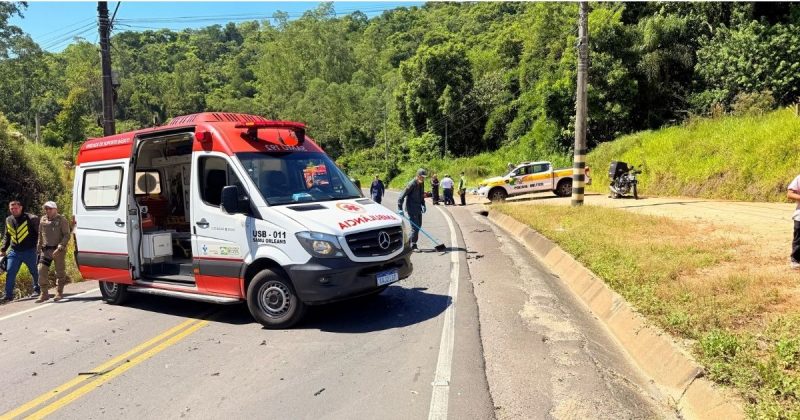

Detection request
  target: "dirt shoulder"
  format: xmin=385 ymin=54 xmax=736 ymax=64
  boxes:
xmin=471 ymin=191 xmax=794 ymax=273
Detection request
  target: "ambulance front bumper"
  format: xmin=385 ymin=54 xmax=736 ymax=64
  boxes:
xmin=286 ymin=247 xmax=413 ymax=304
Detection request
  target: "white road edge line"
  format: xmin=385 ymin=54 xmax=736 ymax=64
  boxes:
xmin=0 ymin=288 xmax=100 ymax=322
xmin=428 ymin=206 xmax=460 ymax=420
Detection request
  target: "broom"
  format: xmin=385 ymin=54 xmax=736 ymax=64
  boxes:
xmin=397 ymin=211 xmax=447 ymax=252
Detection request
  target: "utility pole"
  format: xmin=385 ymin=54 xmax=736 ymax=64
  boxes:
xmin=98 ymin=1 xmax=115 ymax=135
xmin=444 ymin=120 xmax=448 ymax=159
xmin=572 ymin=1 xmax=589 ymax=207
xmin=384 ymin=103 xmax=388 ymax=164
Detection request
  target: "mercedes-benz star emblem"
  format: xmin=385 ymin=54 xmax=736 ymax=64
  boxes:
xmin=377 ymin=231 xmax=391 ymax=250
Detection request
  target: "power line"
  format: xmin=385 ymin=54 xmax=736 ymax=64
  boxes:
xmin=33 ymin=18 xmax=94 ymax=43
xmin=37 ymin=22 xmax=96 ymax=50
xmin=40 ymin=25 xmax=97 ymax=51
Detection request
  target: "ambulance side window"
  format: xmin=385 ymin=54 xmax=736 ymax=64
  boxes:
xmin=82 ymin=167 xmax=123 ymax=209
xmin=198 ymin=157 xmax=250 ymax=210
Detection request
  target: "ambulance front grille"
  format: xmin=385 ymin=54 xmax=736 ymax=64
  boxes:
xmin=345 ymin=227 xmax=403 ymax=257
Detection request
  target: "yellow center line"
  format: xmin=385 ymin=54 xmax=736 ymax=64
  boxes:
xmin=0 ymin=316 xmax=208 ymax=420
xmin=25 ymin=320 xmax=211 ymax=420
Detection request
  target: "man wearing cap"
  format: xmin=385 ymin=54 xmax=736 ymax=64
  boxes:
xmin=398 ymin=169 xmax=427 ymax=251
xmin=35 ymin=201 xmax=71 ymax=302
xmin=0 ymin=200 xmax=41 ymax=302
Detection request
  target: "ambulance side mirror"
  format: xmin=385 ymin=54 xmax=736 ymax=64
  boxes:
xmin=220 ymin=186 xmax=240 ymax=214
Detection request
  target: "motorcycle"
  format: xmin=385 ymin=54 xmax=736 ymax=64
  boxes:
xmin=608 ymin=160 xmax=641 ymax=199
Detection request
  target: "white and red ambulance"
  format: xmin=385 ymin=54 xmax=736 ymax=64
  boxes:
xmin=72 ymin=113 xmax=412 ymax=328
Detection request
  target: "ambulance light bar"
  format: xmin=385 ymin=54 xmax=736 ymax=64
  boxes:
xmin=235 ymin=121 xmax=306 ymax=146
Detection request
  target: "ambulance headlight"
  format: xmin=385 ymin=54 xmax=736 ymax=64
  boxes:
xmin=295 ymin=231 xmax=344 ymax=258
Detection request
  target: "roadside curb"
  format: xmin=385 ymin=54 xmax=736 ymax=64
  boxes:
xmin=485 ymin=208 xmax=744 ymax=420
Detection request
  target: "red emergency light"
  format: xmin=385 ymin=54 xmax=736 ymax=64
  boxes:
xmin=235 ymin=121 xmax=306 ymax=146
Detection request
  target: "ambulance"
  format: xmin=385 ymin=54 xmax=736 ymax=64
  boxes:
xmin=72 ymin=113 xmax=412 ymax=328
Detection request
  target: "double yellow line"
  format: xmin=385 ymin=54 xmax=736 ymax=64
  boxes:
xmin=1 ymin=316 xmax=211 ymax=420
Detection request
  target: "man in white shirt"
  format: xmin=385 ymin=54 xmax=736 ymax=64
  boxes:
xmin=441 ymin=175 xmax=455 ymax=205
xmin=787 ymin=174 xmax=800 ymax=269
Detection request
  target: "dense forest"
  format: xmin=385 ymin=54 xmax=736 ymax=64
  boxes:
xmin=1 ymin=2 xmax=800 ymax=187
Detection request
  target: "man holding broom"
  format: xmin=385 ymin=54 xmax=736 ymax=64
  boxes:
xmin=398 ymin=169 xmax=427 ymax=252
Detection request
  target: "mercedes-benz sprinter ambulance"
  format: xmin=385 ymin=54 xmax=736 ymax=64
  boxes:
xmin=73 ymin=113 xmax=412 ymax=328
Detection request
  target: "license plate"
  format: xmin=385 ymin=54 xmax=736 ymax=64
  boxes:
xmin=376 ymin=269 xmax=399 ymax=286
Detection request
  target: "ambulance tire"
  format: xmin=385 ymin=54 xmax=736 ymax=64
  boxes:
xmin=99 ymin=281 xmax=129 ymax=305
xmin=247 ymin=269 xmax=307 ymax=329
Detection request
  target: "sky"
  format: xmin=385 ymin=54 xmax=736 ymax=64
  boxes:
xmin=9 ymin=1 xmax=424 ymax=52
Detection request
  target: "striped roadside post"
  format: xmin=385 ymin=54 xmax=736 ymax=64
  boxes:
xmin=572 ymin=1 xmax=589 ymax=207
xmin=572 ymin=149 xmax=587 ymax=206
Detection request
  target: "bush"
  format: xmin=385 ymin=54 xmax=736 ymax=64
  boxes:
xmin=732 ymin=91 xmax=776 ymax=116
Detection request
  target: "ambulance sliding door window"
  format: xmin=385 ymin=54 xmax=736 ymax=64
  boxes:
xmin=198 ymin=156 xmax=251 ymax=214
xmin=82 ymin=167 xmax=123 ymax=209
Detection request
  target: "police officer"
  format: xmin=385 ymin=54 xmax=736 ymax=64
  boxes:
xmin=0 ymin=200 xmax=40 ymax=302
xmin=398 ymin=169 xmax=427 ymax=251
xmin=36 ymin=201 xmax=70 ymax=302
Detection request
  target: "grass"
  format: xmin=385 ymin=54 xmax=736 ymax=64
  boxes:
xmin=492 ymin=203 xmax=800 ymax=418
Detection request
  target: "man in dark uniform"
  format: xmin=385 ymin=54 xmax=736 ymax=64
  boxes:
xmin=397 ymin=169 xmax=427 ymax=252
xmin=0 ymin=200 xmax=40 ymax=302
xmin=370 ymin=175 xmax=385 ymax=204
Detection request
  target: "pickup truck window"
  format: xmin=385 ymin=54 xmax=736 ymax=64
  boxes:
xmin=531 ymin=163 xmax=550 ymax=173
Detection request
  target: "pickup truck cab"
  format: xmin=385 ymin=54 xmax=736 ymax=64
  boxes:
xmin=72 ymin=112 xmax=412 ymax=328
xmin=477 ymin=161 xmax=591 ymax=201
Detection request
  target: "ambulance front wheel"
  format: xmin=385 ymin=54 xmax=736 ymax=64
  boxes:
xmin=247 ymin=269 xmax=307 ymax=329
xmin=99 ymin=281 xmax=129 ymax=305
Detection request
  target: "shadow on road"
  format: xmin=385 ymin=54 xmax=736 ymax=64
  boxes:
xmin=117 ymin=285 xmax=450 ymax=333
xmin=300 ymin=285 xmax=450 ymax=333
xmin=122 ymin=294 xmax=252 ymax=325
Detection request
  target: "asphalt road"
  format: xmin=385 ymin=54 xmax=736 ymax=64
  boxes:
xmin=0 ymin=190 xmax=674 ymax=419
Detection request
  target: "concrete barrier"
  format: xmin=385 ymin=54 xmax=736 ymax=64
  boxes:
xmin=487 ymin=210 xmax=744 ymax=419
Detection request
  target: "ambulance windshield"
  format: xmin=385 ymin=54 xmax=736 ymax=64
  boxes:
xmin=237 ymin=151 xmax=362 ymax=206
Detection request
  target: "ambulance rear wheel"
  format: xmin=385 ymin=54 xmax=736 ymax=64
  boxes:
xmin=247 ymin=269 xmax=306 ymax=329
xmin=99 ymin=281 xmax=128 ymax=305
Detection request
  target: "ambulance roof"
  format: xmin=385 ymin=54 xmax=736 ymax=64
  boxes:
xmin=76 ymin=113 xmax=323 ymax=165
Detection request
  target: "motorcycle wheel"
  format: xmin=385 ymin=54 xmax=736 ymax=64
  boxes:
xmin=633 ymin=184 xmax=638 ymax=200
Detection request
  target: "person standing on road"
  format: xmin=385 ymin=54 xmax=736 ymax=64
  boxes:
xmin=431 ymin=174 xmax=440 ymax=205
xmin=36 ymin=201 xmax=71 ymax=302
xmin=787 ymin=175 xmax=800 ymax=269
xmin=0 ymin=200 xmax=41 ymax=302
xmin=441 ymin=174 xmax=455 ymax=205
xmin=370 ymin=175 xmax=385 ymax=204
xmin=398 ymin=169 xmax=427 ymax=252
xmin=458 ymin=171 xmax=467 ymax=206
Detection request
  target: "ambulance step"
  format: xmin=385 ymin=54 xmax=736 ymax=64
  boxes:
xmin=143 ymin=274 xmax=195 ymax=284
xmin=179 ymin=263 xmax=194 ymax=276
xmin=128 ymin=286 xmax=241 ymax=305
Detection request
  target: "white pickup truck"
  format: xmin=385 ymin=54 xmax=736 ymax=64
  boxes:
xmin=476 ymin=161 xmax=591 ymax=201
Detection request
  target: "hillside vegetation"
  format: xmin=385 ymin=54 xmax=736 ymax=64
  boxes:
xmin=2 ymin=3 xmax=800 ymax=188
